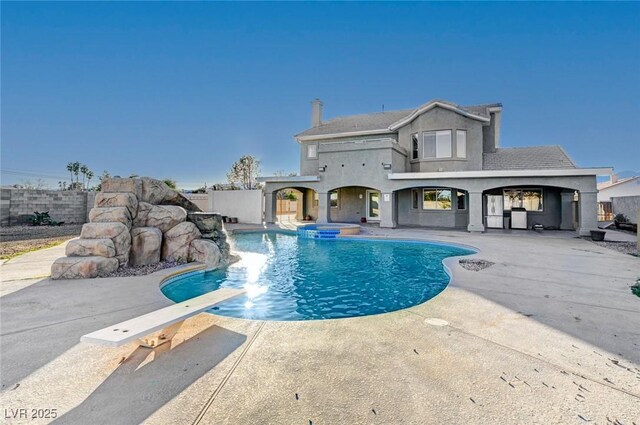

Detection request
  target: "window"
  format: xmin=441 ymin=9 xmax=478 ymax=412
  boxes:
xmin=423 ymin=189 xmax=452 ymax=210
xmin=503 ymin=188 xmax=543 ymax=211
xmin=313 ymin=192 xmax=319 ymax=207
xmin=423 ymin=132 xmax=436 ymax=158
xmin=456 ymin=130 xmax=467 ymax=158
xmin=411 ymin=134 xmax=419 ymax=160
xmin=307 ymin=144 xmax=317 ymax=159
xmin=330 ymin=190 xmax=339 ymax=208
xmin=436 ymin=130 xmax=452 ymax=158
xmin=457 ymin=190 xmax=466 ymax=210
xmin=423 ymin=131 xmax=452 ymax=159
xmin=411 ymin=189 xmax=419 ymax=209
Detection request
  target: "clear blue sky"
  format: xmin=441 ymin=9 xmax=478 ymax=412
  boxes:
xmin=2 ymin=2 xmax=639 ymax=189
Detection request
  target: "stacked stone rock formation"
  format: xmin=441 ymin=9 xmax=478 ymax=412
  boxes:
xmin=51 ymin=177 xmax=230 ymax=279
xmin=186 ymin=212 xmax=231 ymax=258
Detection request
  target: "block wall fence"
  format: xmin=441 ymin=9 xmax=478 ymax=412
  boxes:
xmin=0 ymin=189 xmax=94 ymax=226
xmin=1 ymin=189 xmax=265 ymax=226
xmin=611 ymin=195 xmax=640 ymax=224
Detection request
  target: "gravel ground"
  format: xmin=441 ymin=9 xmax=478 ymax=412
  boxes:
xmin=459 ymin=258 xmax=495 ymax=271
xmin=0 ymin=224 xmax=83 ymax=242
xmin=0 ymin=224 xmax=83 ymax=259
xmin=102 ymin=260 xmax=188 ymax=278
xmin=584 ymin=238 xmax=639 ymax=256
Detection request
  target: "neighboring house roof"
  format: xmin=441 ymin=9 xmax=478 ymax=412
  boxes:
xmin=482 ymin=146 xmax=577 ymax=170
xmin=295 ymin=99 xmax=501 ymax=140
xmin=597 ymin=176 xmax=640 ymax=191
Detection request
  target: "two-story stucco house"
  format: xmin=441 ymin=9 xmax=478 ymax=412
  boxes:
xmin=260 ymin=99 xmax=611 ymax=235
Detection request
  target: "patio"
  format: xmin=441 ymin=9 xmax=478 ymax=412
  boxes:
xmin=1 ymin=228 xmax=638 ymax=424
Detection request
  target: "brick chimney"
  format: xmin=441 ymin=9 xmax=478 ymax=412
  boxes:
xmin=311 ymin=98 xmax=323 ymax=127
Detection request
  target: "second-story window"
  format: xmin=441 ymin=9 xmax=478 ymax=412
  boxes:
xmin=307 ymin=144 xmax=317 ymax=159
xmin=423 ymin=130 xmax=452 ymax=159
xmin=456 ymin=130 xmax=467 ymax=158
xmin=411 ymin=134 xmax=419 ymax=160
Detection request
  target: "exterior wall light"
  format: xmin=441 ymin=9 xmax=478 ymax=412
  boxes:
xmin=318 ymin=165 xmax=327 ymax=172
xmin=381 ymin=163 xmax=392 ymax=170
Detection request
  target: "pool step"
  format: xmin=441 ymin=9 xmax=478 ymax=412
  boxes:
xmin=297 ymin=228 xmax=341 ymax=239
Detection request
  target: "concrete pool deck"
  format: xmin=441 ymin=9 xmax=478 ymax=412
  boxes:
xmin=0 ymin=229 xmax=638 ymax=424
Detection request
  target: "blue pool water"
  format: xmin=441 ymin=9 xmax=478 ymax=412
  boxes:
xmin=161 ymin=232 xmax=474 ymax=321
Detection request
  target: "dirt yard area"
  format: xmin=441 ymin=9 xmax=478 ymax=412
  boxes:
xmin=0 ymin=224 xmax=82 ymax=259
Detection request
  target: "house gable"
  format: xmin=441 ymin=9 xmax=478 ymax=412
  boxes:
xmin=388 ymin=100 xmax=490 ymax=131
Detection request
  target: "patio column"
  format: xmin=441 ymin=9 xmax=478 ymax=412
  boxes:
xmin=577 ymin=191 xmax=598 ymax=236
xmin=467 ymin=191 xmax=485 ymax=232
xmin=380 ymin=192 xmax=397 ymax=228
xmin=264 ymin=192 xmax=276 ymax=224
xmin=316 ymin=192 xmax=330 ymax=224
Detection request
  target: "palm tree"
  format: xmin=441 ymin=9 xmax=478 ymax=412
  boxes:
xmin=66 ymin=163 xmax=74 ymax=184
xmin=72 ymin=162 xmax=81 ymax=186
xmin=80 ymin=164 xmax=88 ymax=189
xmin=86 ymin=170 xmax=94 ymax=190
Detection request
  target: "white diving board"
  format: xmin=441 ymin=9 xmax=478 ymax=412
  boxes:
xmin=81 ymin=287 xmax=245 ymax=348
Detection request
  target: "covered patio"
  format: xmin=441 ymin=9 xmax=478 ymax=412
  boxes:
xmin=262 ymin=169 xmax=606 ymax=235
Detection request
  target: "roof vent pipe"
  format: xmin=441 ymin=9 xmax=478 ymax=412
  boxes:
xmin=311 ymin=98 xmax=323 ymax=127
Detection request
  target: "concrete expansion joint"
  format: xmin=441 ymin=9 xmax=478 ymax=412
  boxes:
xmin=0 ymin=301 xmax=167 ymax=337
xmin=404 ymin=309 xmax=640 ymax=400
xmin=192 ymin=320 xmax=267 ymax=425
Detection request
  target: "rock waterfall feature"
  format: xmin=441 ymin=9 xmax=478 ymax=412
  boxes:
xmin=51 ymin=177 xmax=232 ymax=279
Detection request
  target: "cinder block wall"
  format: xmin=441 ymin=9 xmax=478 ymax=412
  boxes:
xmin=612 ymin=195 xmax=640 ymax=224
xmin=0 ymin=189 xmax=90 ymax=226
xmin=183 ymin=194 xmax=209 ymax=212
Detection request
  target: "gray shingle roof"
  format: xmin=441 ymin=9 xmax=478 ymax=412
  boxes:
xmin=296 ymin=99 xmax=500 ymax=138
xmin=483 ymin=146 xmax=577 ymax=170
xmin=296 ymin=109 xmax=412 ymax=138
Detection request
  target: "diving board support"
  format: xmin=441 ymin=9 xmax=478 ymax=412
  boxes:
xmin=81 ymin=287 xmax=246 ymax=348
xmin=137 ymin=320 xmax=184 ymax=348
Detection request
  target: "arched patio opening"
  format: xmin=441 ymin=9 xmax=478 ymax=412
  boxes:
xmin=326 ymin=186 xmax=382 ymax=224
xmin=269 ymin=186 xmax=318 ymax=225
xmin=481 ymin=184 xmax=579 ymax=231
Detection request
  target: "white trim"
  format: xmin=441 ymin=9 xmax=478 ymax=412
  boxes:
xmin=388 ymin=168 xmax=613 ymax=180
xmin=389 ymin=101 xmax=490 ymax=130
xmin=296 ymin=129 xmax=392 ymax=142
xmin=257 ymin=176 xmax=320 ymax=183
xmin=319 ymin=137 xmax=397 ymax=145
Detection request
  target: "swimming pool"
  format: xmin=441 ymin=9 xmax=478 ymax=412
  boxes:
xmin=161 ymin=231 xmax=475 ymax=321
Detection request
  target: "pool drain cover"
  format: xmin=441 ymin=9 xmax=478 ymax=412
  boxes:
xmin=424 ymin=318 xmax=449 ymax=327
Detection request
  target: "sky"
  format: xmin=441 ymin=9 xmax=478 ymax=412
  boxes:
xmin=2 ymin=2 xmax=639 ymax=189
